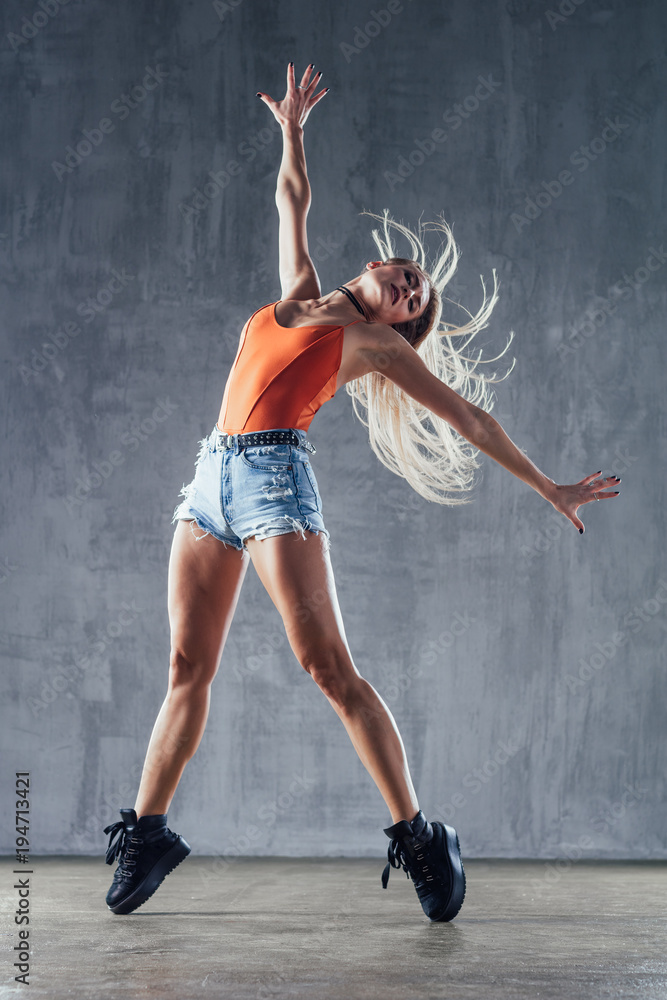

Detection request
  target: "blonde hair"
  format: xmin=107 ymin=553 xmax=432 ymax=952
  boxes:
xmin=343 ymin=209 xmax=516 ymax=505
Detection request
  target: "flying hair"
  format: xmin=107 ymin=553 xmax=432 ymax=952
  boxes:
xmin=344 ymin=208 xmax=516 ymax=505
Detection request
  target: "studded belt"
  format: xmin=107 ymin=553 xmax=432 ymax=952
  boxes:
xmin=214 ymin=428 xmax=316 ymax=454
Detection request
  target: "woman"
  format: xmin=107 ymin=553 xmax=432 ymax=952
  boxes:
xmin=103 ymin=63 xmax=620 ymax=921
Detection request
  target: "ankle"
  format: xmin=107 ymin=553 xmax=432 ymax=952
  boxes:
xmin=134 ymin=802 xmax=169 ymax=820
xmin=384 ymin=809 xmax=432 ymax=842
xmin=135 ymin=812 xmax=168 ymax=830
xmin=389 ymin=808 xmax=421 ymax=826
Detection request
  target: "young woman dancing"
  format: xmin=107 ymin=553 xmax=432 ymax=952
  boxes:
xmin=103 ymin=62 xmax=620 ymax=920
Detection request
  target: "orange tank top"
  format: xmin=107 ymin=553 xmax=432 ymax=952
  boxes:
xmin=219 ymin=301 xmax=358 ymax=434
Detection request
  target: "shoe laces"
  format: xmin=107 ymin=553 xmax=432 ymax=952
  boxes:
xmin=104 ymin=820 xmax=144 ymax=877
xmin=381 ymin=820 xmax=436 ymax=892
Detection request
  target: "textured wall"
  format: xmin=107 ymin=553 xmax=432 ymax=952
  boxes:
xmin=1 ymin=0 xmax=665 ymax=862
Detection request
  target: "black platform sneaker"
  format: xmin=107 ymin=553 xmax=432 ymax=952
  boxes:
xmin=381 ymin=809 xmax=466 ymax=921
xmin=104 ymin=808 xmax=191 ymax=915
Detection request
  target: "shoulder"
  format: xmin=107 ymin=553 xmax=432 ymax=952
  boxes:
xmin=352 ymin=321 xmax=410 ymax=363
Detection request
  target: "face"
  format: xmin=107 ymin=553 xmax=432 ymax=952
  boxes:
xmin=364 ymin=261 xmax=429 ymax=325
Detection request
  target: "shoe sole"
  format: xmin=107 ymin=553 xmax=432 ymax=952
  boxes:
xmin=428 ymin=823 xmax=466 ymax=922
xmin=107 ymin=836 xmax=191 ymax=915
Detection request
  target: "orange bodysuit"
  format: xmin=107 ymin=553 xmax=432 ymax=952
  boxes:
xmin=219 ymin=301 xmax=360 ymax=434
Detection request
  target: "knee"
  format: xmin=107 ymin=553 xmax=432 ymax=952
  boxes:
xmin=300 ymin=648 xmax=360 ymax=707
xmin=169 ymin=647 xmax=216 ymax=689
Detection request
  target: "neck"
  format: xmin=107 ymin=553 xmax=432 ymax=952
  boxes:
xmin=334 ymin=284 xmax=371 ymax=322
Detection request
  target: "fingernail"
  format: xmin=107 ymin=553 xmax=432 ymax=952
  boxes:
xmin=324 ymin=87 xmax=330 ymax=93
xmin=289 ymin=62 xmax=293 ymax=67
xmin=579 ymin=527 xmax=584 ymax=534
xmin=596 ymin=470 xmax=601 ymax=475
xmin=256 ymin=92 xmax=261 ymax=97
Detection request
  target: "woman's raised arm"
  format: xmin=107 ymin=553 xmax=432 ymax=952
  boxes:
xmin=360 ymin=325 xmax=621 ymax=534
xmin=257 ymin=63 xmax=329 ymax=300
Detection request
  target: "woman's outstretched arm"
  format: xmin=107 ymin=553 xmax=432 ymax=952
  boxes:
xmin=257 ymin=62 xmax=329 ymax=300
xmin=360 ymin=326 xmax=620 ymax=533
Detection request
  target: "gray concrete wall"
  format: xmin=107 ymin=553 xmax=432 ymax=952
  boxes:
xmin=1 ymin=0 xmax=664 ymax=860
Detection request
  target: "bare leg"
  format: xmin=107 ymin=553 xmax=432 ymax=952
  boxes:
xmin=244 ymin=530 xmax=420 ymax=824
xmin=133 ymin=520 xmax=250 ymax=817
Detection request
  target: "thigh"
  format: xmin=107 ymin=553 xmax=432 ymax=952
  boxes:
xmin=168 ymin=519 xmax=250 ymax=681
xmin=227 ymin=440 xmax=331 ymax=553
xmin=244 ymin=529 xmax=354 ymax=669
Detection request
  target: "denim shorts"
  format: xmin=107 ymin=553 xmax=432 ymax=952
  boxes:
xmin=171 ymin=424 xmax=331 ymax=553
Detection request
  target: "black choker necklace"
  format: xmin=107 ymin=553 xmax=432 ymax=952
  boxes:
xmin=336 ymin=285 xmax=366 ymax=318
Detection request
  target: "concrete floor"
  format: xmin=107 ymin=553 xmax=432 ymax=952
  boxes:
xmin=1 ymin=857 xmax=665 ymax=999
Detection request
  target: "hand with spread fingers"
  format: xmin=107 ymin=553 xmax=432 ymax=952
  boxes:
xmin=256 ymin=61 xmax=329 ymax=129
xmin=548 ymin=470 xmax=621 ymax=534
